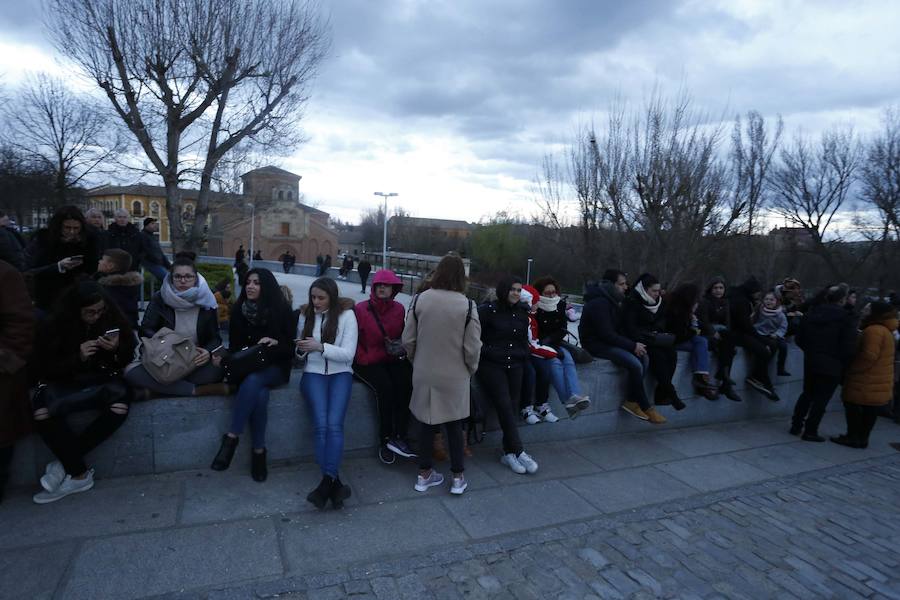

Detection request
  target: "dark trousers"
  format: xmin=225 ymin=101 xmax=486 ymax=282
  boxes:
xmin=734 ymin=332 xmax=775 ymax=385
xmin=476 ymin=362 xmax=525 ymax=455
xmin=710 ymin=332 xmax=737 ymax=377
xmin=776 ymin=338 xmax=789 ymax=372
xmin=791 ymin=366 xmax=840 ymax=434
xmin=417 ymin=419 xmax=465 ymax=474
xmin=354 ymin=360 xmax=413 ymax=442
xmin=0 ymin=445 xmax=13 ymax=501
xmin=843 ymin=402 xmax=880 ymax=445
xmin=647 ymin=346 xmax=677 ymax=387
xmin=34 ymin=408 xmax=128 ymax=476
xmin=360 ymin=272 xmax=370 ymax=293
xmin=520 ymin=360 xmax=537 ymax=410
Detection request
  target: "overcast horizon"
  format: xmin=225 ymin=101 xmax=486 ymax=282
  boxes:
xmin=0 ymin=0 xmax=898 ymax=227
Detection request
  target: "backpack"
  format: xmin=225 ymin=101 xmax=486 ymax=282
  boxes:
xmin=141 ymin=327 xmax=198 ymax=384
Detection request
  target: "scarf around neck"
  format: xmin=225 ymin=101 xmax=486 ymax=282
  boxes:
xmin=760 ymin=305 xmax=783 ymax=318
xmin=538 ymin=295 xmax=562 ymax=312
xmin=635 ymin=280 xmax=661 ymax=314
xmin=241 ymin=299 xmax=260 ymax=326
xmin=161 ymin=273 xmax=218 ymax=310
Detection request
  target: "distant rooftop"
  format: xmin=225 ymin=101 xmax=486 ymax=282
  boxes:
xmin=389 ymin=216 xmax=474 ymax=230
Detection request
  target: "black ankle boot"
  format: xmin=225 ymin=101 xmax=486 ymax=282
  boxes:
xmin=0 ymin=445 xmax=13 ymax=505
xmin=307 ymin=475 xmax=334 ymax=509
xmin=330 ymin=475 xmax=352 ymax=509
xmin=669 ymin=385 xmax=686 ymax=411
xmin=211 ymin=435 xmax=238 ymax=471
xmin=654 ymin=384 xmax=671 ymax=406
xmin=722 ymin=382 xmax=742 ymax=402
xmin=251 ymin=449 xmax=267 ymax=482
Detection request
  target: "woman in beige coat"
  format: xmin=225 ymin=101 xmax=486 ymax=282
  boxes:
xmin=403 ymin=255 xmax=481 ymax=495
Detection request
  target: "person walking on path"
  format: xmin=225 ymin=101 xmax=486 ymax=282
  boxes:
xmin=476 ymin=277 xmax=540 ymax=475
xmin=234 ymin=245 xmax=245 ymax=267
xmin=0 ymin=259 xmax=34 ymax=503
xmin=296 ymin=277 xmax=358 ymax=509
xmin=791 ymin=284 xmax=857 ymax=441
xmin=403 ymin=255 xmax=481 ymax=496
xmin=832 ymin=301 xmax=897 ymax=448
xmin=353 ymin=270 xmax=416 ymax=464
xmin=357 ymin=259 xmax=372 ymax=293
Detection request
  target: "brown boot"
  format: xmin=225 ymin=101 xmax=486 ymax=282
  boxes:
xmin=433 ymin=433 xmax=448 ymax=462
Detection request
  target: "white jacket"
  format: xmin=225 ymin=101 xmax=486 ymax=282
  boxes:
xmin=296 ymin=309 xmax=358 ymax=375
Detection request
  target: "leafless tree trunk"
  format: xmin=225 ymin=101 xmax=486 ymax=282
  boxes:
xmin=769 ymin=128 xmax=862 ymax=279
xmin=730 ymin=110 xmax=783 ymax=235
xmin=46 ymin=0 xmax=330 ymax=252
xmin=2 ymin=73 xmax=120 ymax=205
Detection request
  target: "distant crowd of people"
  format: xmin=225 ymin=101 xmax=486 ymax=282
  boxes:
xmin=1 ymin=205 xmax=897 ymax=509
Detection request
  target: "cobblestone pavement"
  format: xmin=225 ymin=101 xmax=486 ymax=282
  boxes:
xmin=180 ymin=453 xmax=900 ymax=600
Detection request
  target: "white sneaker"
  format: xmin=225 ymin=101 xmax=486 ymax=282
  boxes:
xmin=521 ymin=407 xmax=541 ymax=425
xmin=450 ymin=475 xmax=468 ymax=495
xmin=537 ymin=403 xmax=559 ymax=423
xmin=414 ymin=470 xmax=444 ymax=492
xmin=40 ymin=460 xmax=66 ymax=492
xmin=501 ymin=453 xmax=526 ymax=474
xmin=33 ymin=470 xmax=94 ymax=504
xmin=516 ymin=451 xmax=539 ymax=474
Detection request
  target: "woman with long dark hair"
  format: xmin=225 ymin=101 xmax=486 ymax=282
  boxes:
xmin=210 ymin=268 xmax=294 ymax=482
xmin=31 ymin=281 xmax=136 ymax=504
xmin=26 ymin=205 xmax=101 ymax=312
xmin=296 ymin=277 xmax=358 ymax=509
xmin=477 ymin=276 xmax=540 ymax=474
xmin=665 ymin=282 xmax=719 ymax=400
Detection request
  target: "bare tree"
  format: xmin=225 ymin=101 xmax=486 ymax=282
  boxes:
xmin=730 ymin=110 xmax=783 ymax=235
xmin=3 ymin=72 xmax=119 ymax=204
xmin=769 ymin=128 xmax=862 ymax=279
xmin=46 ymin=0 xmax=330 ymax=252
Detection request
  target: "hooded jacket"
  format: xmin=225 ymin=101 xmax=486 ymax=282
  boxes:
xmin=94 ymin=270 xmax=143 ymax=329
xmin=796 ymin=302 xmax=857 ymax=376
xmin=353 ymin=270 xmax=406 ymax=365
xmin=842 ymin=314 xmax=898 ymax=406
xmin=477 ymin=280 xmax=530 ymax=368
xmin=578 ymin=281 xmax=636 ymax=354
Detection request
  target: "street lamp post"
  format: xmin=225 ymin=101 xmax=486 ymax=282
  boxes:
xmin=526 ymin=258 xmax=534 ymax=283
xmin=374 ymin=192 xmax=398 ymax=270
xmin=246 ymin=203 xmax=255 ymax=267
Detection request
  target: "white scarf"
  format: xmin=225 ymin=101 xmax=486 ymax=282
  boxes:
xmin=635 ymin=280 xmax=661 ymax=314
xmin=538 ymin=295 xmax=561 ymax=312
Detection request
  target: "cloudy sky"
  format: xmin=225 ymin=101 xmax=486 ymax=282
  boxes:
xmin=1 ymin=0 xmax=898 ymax=224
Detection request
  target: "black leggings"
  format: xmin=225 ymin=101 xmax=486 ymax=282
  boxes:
xmin=843 ymin=403 xmax=880 ymax=444
xmin=354 ymin=360 xmax=413 ymax=442
xmin=709 ymin=332 xmax=737 ymax=376
xmin=734 ymin=332 xmax=775 ymax=385
xmin=647 ymin=346 xmax=677 ymax=387
xmin=34 ymin=407 xmax=128 ymax=476
xmin=417 ymin=419 xmax=465 ymax=474
xmin=476 ymin=362 xmax=524 ymax=456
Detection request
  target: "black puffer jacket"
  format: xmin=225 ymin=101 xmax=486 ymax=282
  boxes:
xmin=796 ymin=303 xmax=858 ymax=376
xmin=140 ymin=292 xmax=222 ymax=352
xmin=26 ymin=229 xmax=100 ymax=310
xmin=579 ymin=282 xmax=635 ymax=353
xmin=106 ymin=222 xmax=144 ymax=272
xmin=477 ymin=300 xmax=530 ymax=368
xmin=535 ymin=301 xmax=568 ymax=347
xmin=95 ymin=270 xmax=143 ymax=329
xmin=622 ymin=290 xmax=667 ymax=344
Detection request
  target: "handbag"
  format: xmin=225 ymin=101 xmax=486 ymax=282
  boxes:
xmin=368 ymin=303 xmax=407 ymax=358
xmin=559 ymin=340 xmax=594 ymax=364
xmin=644 ymin=332 xmax=676 ymax=348
xmin=141 ymin=327 xmax=197 ymax=384
xmin=222 ymin=344 xmax=267 ymax=384
xmin=31 ymin=377 xmax=129 ymax=417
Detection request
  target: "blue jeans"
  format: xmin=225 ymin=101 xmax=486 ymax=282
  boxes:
xmin=229 ymin=365 xmax=284 ymax=449
xmin=588 ymin=344 xmax=650 ymax=410
xmin=675 ymin=335 xmax=710 ymax=374
xmin=301 ymin=371 xmax=353 ymax=478
xmin=531 ymin=347 xmax=582 ymax=404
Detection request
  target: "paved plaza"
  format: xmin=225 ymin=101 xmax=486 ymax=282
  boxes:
xmin=2 ymin=412 xmax=899 ymax=599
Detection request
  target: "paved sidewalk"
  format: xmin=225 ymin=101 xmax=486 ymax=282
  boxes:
xmin=2 ymin=412 xmax=899 ymax=599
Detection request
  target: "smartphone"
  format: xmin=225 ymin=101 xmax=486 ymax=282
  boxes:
xmin=211 ymin=344 xmax=225 ymax=358
xmin=103 ymin=328 xmax=120 ymax=338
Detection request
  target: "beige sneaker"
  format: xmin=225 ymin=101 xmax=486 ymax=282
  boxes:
xmin=644 ymin=407 xmax=668 ymax=424
xmin=621 ymin=401 xmax=649 ymax=421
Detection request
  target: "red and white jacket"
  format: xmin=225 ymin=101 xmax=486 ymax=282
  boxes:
xmin=521 ymin=286 xmax=557 ymax=360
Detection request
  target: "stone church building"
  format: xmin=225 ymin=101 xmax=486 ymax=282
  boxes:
xmin=87 ymin=166 xmax=337 ymax=263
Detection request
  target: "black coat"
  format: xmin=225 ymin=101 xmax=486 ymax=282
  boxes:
xmin=578 ymin=282 xmax=635 ymax=353
xmin=535 ymin=302 xmax=568 ymax=347
xmin=106 ymin=222 xmax=144 ymax=271
xmin=357 ymin=261 xmax=372 ymax=277
xmin=0 ymin=227 xmax=24 ymax=271
xmin=699 ymin=294 xmax=731 ymax=337
xmin=140 ymin=229 xmax=171 ymax=268
xmin=35 ymin=310 xmax=135 ymax=384
xmin=228 ymin=302 xmax=294 ymax=381
xmin=796 ymin=303 xmax=858 ymax=376
xmin=140 ymin=292 xmax=222 ymax=352
xmin=477 ymin=300 xmax=530 ymax=368
xmin=95 ymin=271 xmax=143 ymax=329
xmin=622 ymin=291 xmax=667 ymax=344
xmin=728 ymin=282 xmax=759 ymax=335
xmin=25 ymin=229 xmax=101 ymax=311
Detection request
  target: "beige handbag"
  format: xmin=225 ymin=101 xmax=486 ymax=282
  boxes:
xmin=141 ymin=327 xmax=197 ymax=384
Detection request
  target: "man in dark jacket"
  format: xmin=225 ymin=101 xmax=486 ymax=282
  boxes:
xmin=579 ymin=269 xmax=658 ymax=422
xmin=106 ymin=208 xmax=143 ymax=273
xmin=729 ymin=276 xmax=778 ymax=399
xmin=357 ymin=259 xmax=372 ymax=293
xmin=84 ymin=208 xmax=108 ymax=252
xmin=791 ymin=284 xmax=857 ymax=441
xmin=0 ymin=224 xmax=24 ymax=271
xmin=140 ymin=218 xmax=171 ymax=282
